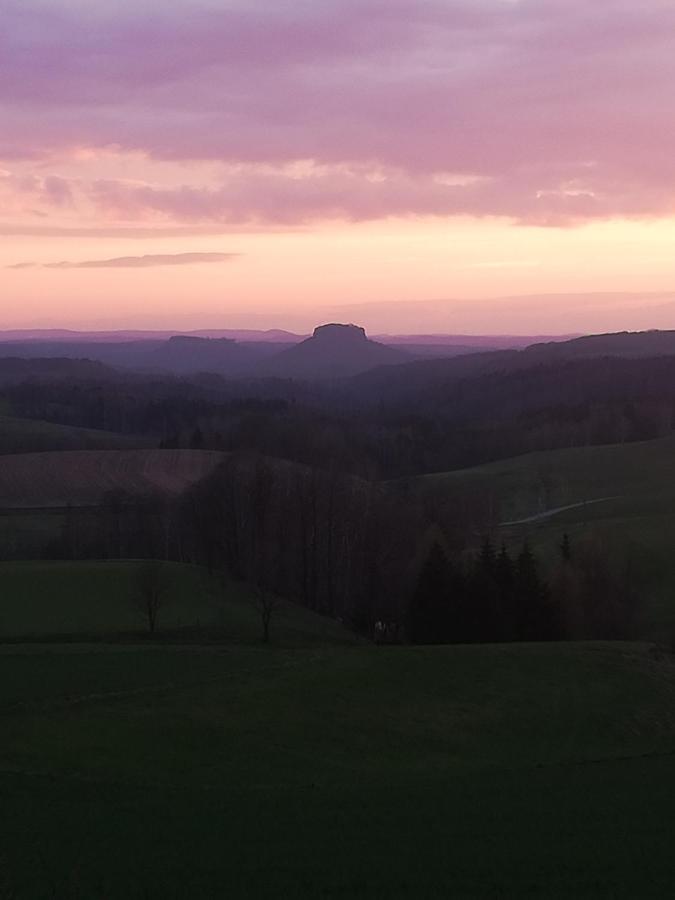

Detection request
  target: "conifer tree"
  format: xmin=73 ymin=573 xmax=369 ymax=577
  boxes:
xmin=447 ymin=560 xmax=470 ymax=643
xmin=514 ymin=542 xmax=558 ymax=640
xmin=514 ymin=542 xmax=542 ymax=639
xmin=407 ymin=542 xmax=451 ymax=644
xmin=468 ymin=537 xmax=500 ymax=642
xmin=495 ymin=543 xmax=516 ymax=640
xmin=477 ymin=536 xmax=497 ymax=578
xmin=560 ymin=533 xmax=572 ymax=562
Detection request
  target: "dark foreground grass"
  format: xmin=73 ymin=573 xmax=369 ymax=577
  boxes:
xmin=4 ymin=757 xmax=675 ymax=899
xmin=2 ymin=641 xmax=675 ymax=898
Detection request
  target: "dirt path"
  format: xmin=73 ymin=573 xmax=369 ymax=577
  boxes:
xmin=499 ymin=496 xmax=620 ymax=527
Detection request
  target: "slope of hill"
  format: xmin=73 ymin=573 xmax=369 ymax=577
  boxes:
xmin=0 ymin=416 xmax=140 ymax=455
xmin=420 ymin=434 xmax=675 ymax=522
xmin=522 ymin=329 xmax=675 ymax=361
xmin=0 ymin=356 xmax=116 ymax=384
xmin=350 ymin=329 xmax=675 ymax=407
xmin=0 ymin=560 xmax=356 ymax=643
xmin=262 ymin=323 xmax=410 ymax=378
xmin=0 ymin=448 xmax=225 ymax=508
xmin=415 ymin=434 xmax=675 ymax=637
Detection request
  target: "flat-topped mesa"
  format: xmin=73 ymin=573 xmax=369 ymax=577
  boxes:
xmin=260 ymin=321 xmax=408 ymax=378
xmin=312 ymin=323 xmax=368 ymax=343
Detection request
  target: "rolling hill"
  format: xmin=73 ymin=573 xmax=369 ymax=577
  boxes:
xmin=415 ymin=434 xmax=675 ymax=637
xmin=349 ymin=328 xmax=675 ymax=407
xmin=0 ymin=415 xmax=141 ymax=455
xmin=419 ymin=434 xmax=675 ymax=522
xmin=0 ymin=448 xmax=225 ymax=508
xmin=0 ymin=356 xmax=116 ymax=384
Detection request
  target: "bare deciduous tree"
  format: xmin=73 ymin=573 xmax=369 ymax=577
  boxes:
xmin=250 ymin=457 xmax=283 ymax=643
xmin=134 ymin=561 xmax=168 ymax=635
xmin=255 ymin=582 xmax=283 ymax=645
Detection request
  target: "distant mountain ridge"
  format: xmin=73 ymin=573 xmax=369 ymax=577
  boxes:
xmin=3 ymin=325 xmax=675 ymax=382
xmin=346 ymin=328 xmax=675 ymax=409
xmin=0 ymin=328 xmax=305 ymax=344
xmin=0 ymin=327 xmax=576 ymax=348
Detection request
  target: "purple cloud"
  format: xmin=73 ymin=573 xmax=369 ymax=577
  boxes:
xmin=2 ymin=1 xmax=675 ymax=224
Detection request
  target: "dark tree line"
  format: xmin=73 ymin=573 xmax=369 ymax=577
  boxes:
xmin=407 ymin=534 xmax=639 ymax=645
xmin=179 ymin=455 xmax=419 ymax=632
xmin=0 ymin=448 xmax=641 ymax=645
xmin=407 ymin=539 xmax=561 ymax=644
xmin=9 ymin=352 xmax=675 ymax=480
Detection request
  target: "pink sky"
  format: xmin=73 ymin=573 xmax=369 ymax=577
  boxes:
xmin=3 ymin=0 xmax=675 ymax=333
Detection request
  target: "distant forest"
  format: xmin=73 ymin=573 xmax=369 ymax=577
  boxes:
xmin=1 ymin=329 xmax=673 ymax=642
xmin=5 ymin=352 xmax=675 ymax=477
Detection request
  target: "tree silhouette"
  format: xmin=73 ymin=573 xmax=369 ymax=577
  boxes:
xmin=407 ymin=542 xmax=451 ymax=644
xmin=560 ymin=533 xmax=572 ymax=562
xmin=134 ymin=561 xmax=168 ymax=635
xmin=494 ymin=544 xmax=516 ymax=640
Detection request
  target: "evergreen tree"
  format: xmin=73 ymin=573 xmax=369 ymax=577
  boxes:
xmin=407 ymin=542 xmax=451 ymax=644
xmin=560 ymin=533 xmax=572 ymax=562
xmin=514 ymin=542 xmax=558 ymax=640
xmin=468 ymin=537 xmax=501 ymax=642
xmin=477 ymin=536 xmax=497 ymax=578
xmin=494 ymin=544 xmax=516 ymax=641
xmin=514 ymin=542 xmax=542 ymax=639
xmin=447 ymin=561 xmax=470 ymax=643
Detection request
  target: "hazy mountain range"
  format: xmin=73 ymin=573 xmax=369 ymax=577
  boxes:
xmin=0 ymin=324 xmax=578 ymax=379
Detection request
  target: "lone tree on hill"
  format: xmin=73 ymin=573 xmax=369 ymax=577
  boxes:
xmin=256 ymin=581 xmax=283 ymax=645
xmin=134 ymin=561 xmax=169 ymax=635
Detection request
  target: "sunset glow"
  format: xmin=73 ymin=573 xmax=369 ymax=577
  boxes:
xmin=4 ymin=0 xmax=675 ymax=332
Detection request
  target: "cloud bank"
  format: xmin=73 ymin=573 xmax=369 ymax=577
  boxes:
xmin=2 ymin=0 xmax=675 ymax=226
xmin=7 ymin=252 xmax=239 ymax=269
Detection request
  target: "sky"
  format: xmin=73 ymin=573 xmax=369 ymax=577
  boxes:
xmin=3 ymin=0 xmax=675 ymax=334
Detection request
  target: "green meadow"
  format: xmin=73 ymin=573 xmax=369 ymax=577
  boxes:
xmin=4 ymin=445 xmax=675 ymax=898
xmin=2 ymin=637 xmax=675 ymax=898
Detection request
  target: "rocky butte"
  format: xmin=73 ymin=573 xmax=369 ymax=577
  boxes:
xmin=263 ymin=323 xmax=409 ymax=378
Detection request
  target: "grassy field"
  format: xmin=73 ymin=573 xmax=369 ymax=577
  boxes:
xmin=0 ymin=415 xmax=140 ymax=455
xmin=419 ymin=435 xmax=675 ymax=639
xmin=0 ymin=448 xmax=225 ymax=508
xmin=2 ymin=639 xmax=675 ymax=897
xmin=421 ymin=433 xmax=675 ymax=523
xmin=0 ymin=560 xmax=354 ymax=644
